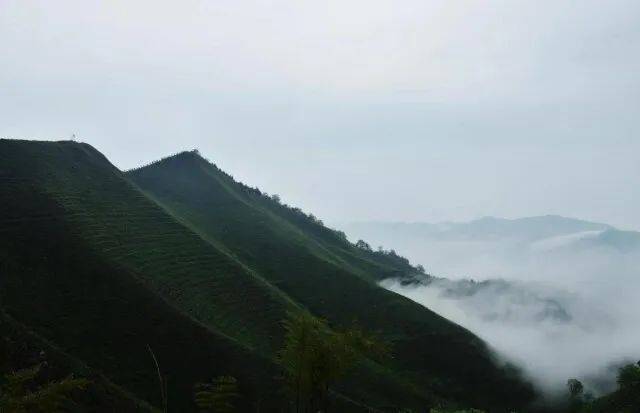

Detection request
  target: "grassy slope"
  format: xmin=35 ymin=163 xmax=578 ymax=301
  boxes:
xmin=0 ymin=141 xmax=294 ymax=411
xmin=0 ymin=140 xmax=426 ymax=411
xmin=0 ymin=140 xmax=538 ymax=411
xmin=0 ymin=140 xmax=295 ymax=353
xmin=0 ymin=310 xmax=157 ymax=412
xmin=127 ymin=151 xmax=535 ymax=411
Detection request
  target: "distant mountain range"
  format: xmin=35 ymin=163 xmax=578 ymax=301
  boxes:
xmin=0 ymin=140 xmax=534 ymax=412
xmin=340 ymin=215 xmax=640 ymax=327
xmin=342 ymin=215 xmax=640 ymax=254
xmin=340 ymin=216 xmax=640 ymax=282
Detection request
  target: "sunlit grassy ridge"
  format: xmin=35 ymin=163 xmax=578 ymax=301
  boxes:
xmin=0 ymin=140 xmax=535 ymax=411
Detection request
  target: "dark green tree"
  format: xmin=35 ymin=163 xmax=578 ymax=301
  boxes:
xmin=279 ymin=311 xmax=388 ymax=412
xmin=0 ymin=363 xmax=88 ymax=412
xmin=567 ymin=378 xmax=584 ymax=412
xmin=568 ymin=378 xmax=584 ymax=398
xmin=194 ymin=376 xmax=239 ymax=413
xmin=573 ymin=362 xmax=640 ymax=413
xmin=355 ymin=240 xmax=372 ymax=252
xmin=615 ymin=361 xmax=640 ymax=411
xmin=617 ymin=362 xmax=640 ymax=390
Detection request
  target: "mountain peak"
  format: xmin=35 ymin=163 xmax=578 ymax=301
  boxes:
xmin=126 ymin=148 xmax=210 ymax=174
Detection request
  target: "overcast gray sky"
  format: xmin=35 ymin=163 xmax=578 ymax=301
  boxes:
xmin=1 ymin=0 xmax=639 ymax=229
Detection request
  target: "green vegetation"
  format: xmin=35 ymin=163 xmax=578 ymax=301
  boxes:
xmin=279 ymin=312 xmax=389 ymax=412
xmin=0 ymin=140 xmax=536 ymax=411
xmin=0 ymin=140 xmax=285 ymax=411
xmin=0 ymin=363 xmax=89 ymax=412
xmin=567 ymin=378 xmax=585 ymax=413
xmin=194 ymin=376 xmax=239 ymax=413
xmin=572 ymin=362 xmax=640 ymax=413
xmin=429 ymin=409 xmax=486 ymax=413
xmin=0 ymin=310 xmax=157 ymax=412
xmin=128 ymin=149 xmax=534 ymax=410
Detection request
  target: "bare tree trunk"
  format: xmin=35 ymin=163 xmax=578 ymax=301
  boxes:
xmin=147 ymin=345 xmax=167 ymax=413
xmin=295 ymin=374 xmax=301 ymax=413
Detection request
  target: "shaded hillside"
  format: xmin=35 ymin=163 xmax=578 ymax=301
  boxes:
xmin=0 ymin=142 xmax=288 ymax=410
xmin=0 ymin=140 xmax=295 ymax=354
xmin=0 ymin=140 xmax=431 ymax=411
xmin=0 ymin=310 xmax=156 ymax=412
xmin=0 ymin=140 xmax=537 ymax=411
xmin=127 ymin=150 xmax=535 ymax=411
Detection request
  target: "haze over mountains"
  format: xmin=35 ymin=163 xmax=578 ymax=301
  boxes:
xmin=342 ymin=216 xmax=640 ymax=281
xmin=340 ymin=217 xmax=640 ymax=396
xmin=2 ymin=1 xmax=639 ymax=411
xmin=1 ymin=138 xmax=637 ymax=411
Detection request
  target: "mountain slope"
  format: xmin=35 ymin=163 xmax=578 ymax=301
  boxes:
xmin=127 ymin=150 xmax=535 ymax=410
xmin=0 ymin=140 xmax=434 ymax=411
xmin=0 ymin=140 xmax=295 ymax=353
xmin=0 ymin=140 xmax=537 ymax=411
xmin=0 ymin=140 xmax=291 ymax=411
xmin=0 ymin=309 xmax=156 ymax=412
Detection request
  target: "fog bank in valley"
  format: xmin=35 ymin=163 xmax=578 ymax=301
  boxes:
xmin=342 ymin=217 xmax=640 ymax=397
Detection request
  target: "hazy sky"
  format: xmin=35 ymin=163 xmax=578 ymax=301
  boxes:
xmin=1 ymin=0 xmax=639 ymax=229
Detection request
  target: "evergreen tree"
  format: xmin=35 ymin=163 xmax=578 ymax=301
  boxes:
xmin=279 ymin=311 xmax=388 ymax=412
xmin=194 ymin=376 xmax=239 ymax=413
xmin=0 ymin=363 xmax=88 ymax=412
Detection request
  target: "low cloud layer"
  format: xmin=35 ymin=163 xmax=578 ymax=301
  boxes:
xmin=344 ymin=218 xmax=640 ymax=397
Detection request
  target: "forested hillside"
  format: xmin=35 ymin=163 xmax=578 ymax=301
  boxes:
xmin=0 ymin=140 xmax=535 ymax=412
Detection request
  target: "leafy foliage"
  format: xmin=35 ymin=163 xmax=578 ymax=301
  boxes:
xmin=355 ymin=239 xmax=372 ymax=252
xmin=568 ymin=378 xmax=584 ymax=398
xmin=194 ymin=376 xmax=239 ymax=413
xmin=0 ymin=363 xmax=89 ymax=412
xmin=567 ymin=378 xmax=584 ymax=412
xmin=574 ymin=361 xmax=640 ymax=413
xmin=279 ymin=311 xmax=389 ymax=412
xmin=612 ymin=362 xmax=640 ymax=412
xmin=617 ymin=362 xmax=640 ymax=391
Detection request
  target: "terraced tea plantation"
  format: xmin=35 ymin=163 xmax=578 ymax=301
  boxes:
xmin=0 ymin=139 xmax=536 ymax=412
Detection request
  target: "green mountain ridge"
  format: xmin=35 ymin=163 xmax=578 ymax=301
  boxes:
xmin=0 ymin=140 xmax=536 ymax=412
